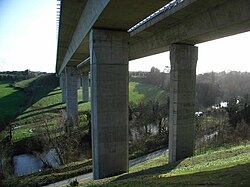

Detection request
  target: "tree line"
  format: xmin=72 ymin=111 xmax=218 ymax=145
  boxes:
xmin=131 ymin=67 xmax=250 ymax=108
xmin=0 ymin=70 xmax=45 ymax=81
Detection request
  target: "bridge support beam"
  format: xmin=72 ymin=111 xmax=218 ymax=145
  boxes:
xmin=77 ymin=76 xmax=81 ymax=89
xmin=168 ymin=44 xmax=198 ymax=163
xmin=65 ymin=66 xmax=78 ymax=127
xmin=60 ymin=70 xmax=66 ymax=103
xmin=90 ymin=29 xmax=129 ymax=179
xmin=82 ymin=72 xmax=89 ymax=102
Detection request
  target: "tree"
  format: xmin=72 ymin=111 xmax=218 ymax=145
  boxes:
xmin=196 ymin=81 xmax=221 ymax=108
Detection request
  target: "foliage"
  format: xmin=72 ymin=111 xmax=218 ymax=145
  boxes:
xmin=129 ymin=100 xmax=169 ymax=159
xmin=130 ymin=67 xmax=170 ymax=90
xmin=196 ymin=81 xmax=222 ymax=108
xmin=194 ymin=107 xmax=250 ymax=154
xmin=0 ymin=70 xmax=38 ymax=82
xmin=196 ymin=71 xmax=250 ymax=108
xmin=226 ymin=101 xmax=250 ymax=128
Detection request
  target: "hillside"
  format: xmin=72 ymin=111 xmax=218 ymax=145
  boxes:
xmin=79 ymin=142 xmax=250 ymax=187
xmin=129 ymin=82 xmax=168 ymax=104
xmin=0 ymin=81 xmax=26 ymax=129
xmin=0 ymin=75 xmax=168 ymax=142
xmin=2 ymin=142 xmax=248 ymax=187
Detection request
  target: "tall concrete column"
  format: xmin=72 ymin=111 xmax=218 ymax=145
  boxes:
xmin=77 ymin=76 xmax=81 ymax=89
xmin=168 ymin=44 xmax=198 ymax=163
xmin=65 ymin=66 xmax=78 ymax=127
xmin=82 ymin=72 xmax=89 ymax=102
xmin=90 ymin=29 xmax=129 ymax=179
xmin=60 ymin=71 xmax=66 ymax=103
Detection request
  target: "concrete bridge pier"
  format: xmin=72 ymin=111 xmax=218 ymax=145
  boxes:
xmin=77 ymin=75 xmax=81 ymax=89
xmin=81 ymin=72 xmax=89 ymax=102
xmin=60 ymin=70 xmax=66 ymax=103
xmin=168 ymin=44 xmax=198 ymax=163
xmin=90 ymin=29 xmax=129 ymax=179
xmin=65 ymin=66 xmax=79 ymax=127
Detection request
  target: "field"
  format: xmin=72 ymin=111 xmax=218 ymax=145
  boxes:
xmin=0 ymin=81 xmax=26 ymax=127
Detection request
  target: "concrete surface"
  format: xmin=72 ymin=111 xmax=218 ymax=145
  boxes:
xmin=60 ymin=71 xmax=66 ymax=103
xmin=90 ymin=29 xmax=129 ymax=179
xmin=65 ymin=66 xmax=78 ymax=127
xmin=168 ymin=44 xmax=198 ymax=163
xmin=81 ymin=72 xmax=89 ymax=102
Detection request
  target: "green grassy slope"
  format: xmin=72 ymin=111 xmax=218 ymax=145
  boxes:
xmin=3 ymin=77 xmax=167 ymax=142
xmin=0 ymin=81 xmax=26 ymax=126
xmin=80 ymin=142 xmax=250 ymax=187
xmin=129 ymin=82 xmax=168 ymax=104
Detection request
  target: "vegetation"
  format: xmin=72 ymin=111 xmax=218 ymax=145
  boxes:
xmin=1 ymin=141 xmax=249 ymax=186
xmin=79 ymin=142 xmax=250 ymax=187
xmin=0 ymin=69 xmax=44 ymax=81
xmin=0 ymin=75 xmax=167 ymax=143
xmin=0 ymin=72 xmax=169 ymax=186
xmin=129 ymin=82 xmax=168 ymax=104
xmin=196 ymin=71 xmax=250 ymax=108
xmin=0 ymin=81 xmax=26 ymax=130
xmin=1 ymin=69 xmax=250 ymax=186
xmin=129 ymin=100 xmax=169 ymax=159
xmin=0 ymin=159 xmax=92 ymax=187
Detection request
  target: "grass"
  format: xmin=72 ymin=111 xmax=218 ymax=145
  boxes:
xmin=79 ymin=142 xmax=250 ymax=187
xmin=5 ymin=79 xmax=166 ymax=142
xmin=129 ymin=82 xmax=168 ymax=104
xmin=0 ymin=81 xmax=26 ymax=126
xmin=2 ymin=142 xmax=249 ymax=187
xmin=12 ymin=89 xmax=91 ymax=142
xmin=14 ymin=76 xmax=38 ymax=89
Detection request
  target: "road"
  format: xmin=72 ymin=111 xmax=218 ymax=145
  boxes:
xmin=43 ymin=148 xmax=168 ymax=187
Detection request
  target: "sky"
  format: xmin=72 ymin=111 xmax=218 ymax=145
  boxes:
xmin=0 ymin=0 xmax=57 ymax=72
xmin=0 ymin=0 xmax=250 ymax=74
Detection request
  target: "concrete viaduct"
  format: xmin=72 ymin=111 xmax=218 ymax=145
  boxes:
xmin=56 ymin=0 xmax=250 ymax=179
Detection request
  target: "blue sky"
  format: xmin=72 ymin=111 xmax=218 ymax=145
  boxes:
xmin=1 ymin=0 xmax=250 ymax=74
xmin=0 ymin=0 xmax=57 ymax=72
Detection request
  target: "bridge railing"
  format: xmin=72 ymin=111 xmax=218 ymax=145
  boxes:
xmin=128 ymin=0 xmax=185 ymax=33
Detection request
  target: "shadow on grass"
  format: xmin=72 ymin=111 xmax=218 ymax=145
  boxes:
xmin=17 ymin=107 xmax=66 ymax=121
xmin=30 ymin=74 xmax=59 ymax=105
xmin=0 ymin=88 xmax=26 ymax=129
xmin=44 ymin=90 xmax=61 ymax=97
xmin=115 ymin=161 xmax=181 ymax=181
xmin=114 ymin=163 xmax=250 ymax=186
xmin=18 ymin=101 xmax=84 ymax=121
xmin=21 ymin=102 xmax=64 ymax=115
xmin=0 ymin=74 xmax=59 ymax=128
xmin=134 ymin=82 xmax=168 ymax=102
